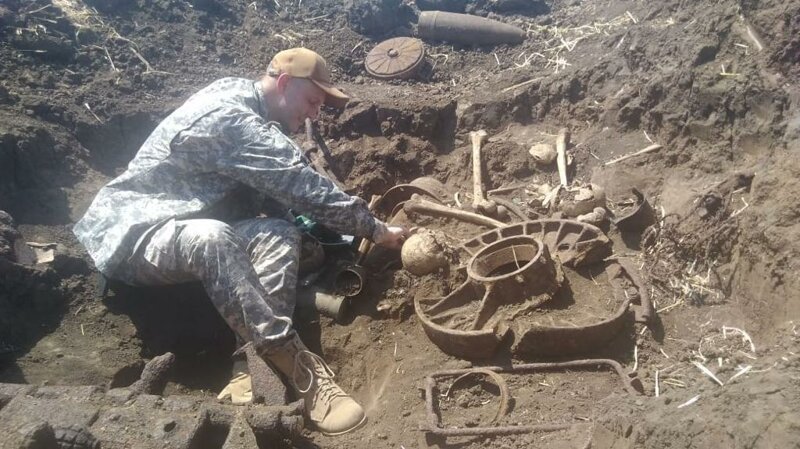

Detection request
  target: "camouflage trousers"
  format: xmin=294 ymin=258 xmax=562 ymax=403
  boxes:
xmin=112 ymin=217 xmax=300 ymax=352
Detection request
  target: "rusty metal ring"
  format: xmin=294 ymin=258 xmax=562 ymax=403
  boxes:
xmin=444 ymin=368 xmax=511 ymax=424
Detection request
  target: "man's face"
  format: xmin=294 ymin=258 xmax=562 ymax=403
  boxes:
xmin=274 ymin=74 xmax=327 ymax=133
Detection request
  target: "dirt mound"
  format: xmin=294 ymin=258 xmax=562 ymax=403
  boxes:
xmin=592 ymin=330 xmax=800 ymax=449
xmin=346 ymin=0 xmax=415 ymax=37
xmin=416 ymin=0 xmax=550 ymax=16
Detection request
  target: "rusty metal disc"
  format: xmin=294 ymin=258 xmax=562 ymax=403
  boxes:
xmin=365 ymin=37 xmax=425 ymax=80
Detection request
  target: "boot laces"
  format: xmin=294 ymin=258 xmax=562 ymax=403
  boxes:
xmin=292 ymin=350 xmax=347 ymax=420
xmin=292 ymin=350 xmax=347 ymax=409
xmin=293 ymin=350 xmax=334 ymax=393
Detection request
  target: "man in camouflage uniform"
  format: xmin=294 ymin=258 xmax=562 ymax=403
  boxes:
xmin=74 ymin=48 xmax=407 ymax=435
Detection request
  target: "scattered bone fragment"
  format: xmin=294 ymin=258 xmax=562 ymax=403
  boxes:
xmin=529 ymin=143 xmax=557 ymax=165
xmin=561 ymin=184 xmax=606 ymax=217
xmin=576 ymin=207 xmax=607 ymax=225
xmin=556 ymin=128 xmax=570 ymax=186
xmin=526 ymin=183 xmax=553 ymax=208
xmin=470 ymin=129 xmax=497 ymax=216
xmin=404 ymin=196 xmax=505 ymax=228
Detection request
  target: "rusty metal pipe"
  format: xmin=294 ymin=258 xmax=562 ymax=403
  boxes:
xmin=296 ymin=288 xmax=347 ymax=322
xmin=334 ymin=264 xmax=366 ymax=297
xmin=418 ymin=11 xmax=526 ymax=46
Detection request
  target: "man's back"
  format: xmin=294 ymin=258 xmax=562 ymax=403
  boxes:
xmin=73 ymin=78 xmax=276 ymax=276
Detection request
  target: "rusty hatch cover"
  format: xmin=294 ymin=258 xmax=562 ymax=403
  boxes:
xmin=365 ymin=37 xmax=425 ymax=80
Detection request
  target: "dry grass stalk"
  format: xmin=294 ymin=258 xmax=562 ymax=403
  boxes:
xmin=604 ymin=144 xmax=662 ymax=166
xmin=676 ymin=395 xmax=699 ymax=408
xmin=655 ymin=369 xmax=660 ymax=397
xmin=131 ymin=48 xmax=173 ymax=75
xmin=692 ymin=361 xmax=724 ymax=386
xmin=501 ymin=77 xmax=541 ymax=93
xmin=523 ymin=14 xmax=635 ymax=74
xmin=662 ymin=379 xmax=685 ymax=388
xmin=84 ymin=103 xmax=103 ymax=124
xmin=50 ymin=0 xmax=171 ymax=76
xmin=729 ymin=365 xmax=752 ymax=382
xmin=739 ymin=15 xmax=764 ymax=52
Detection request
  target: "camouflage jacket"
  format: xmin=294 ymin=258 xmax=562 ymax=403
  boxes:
xmin=73 ymin=77 xmax=386 ymax=276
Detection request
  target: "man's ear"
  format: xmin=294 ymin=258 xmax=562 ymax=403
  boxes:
xmin=276 ymin=73 xmax=291 ymax=94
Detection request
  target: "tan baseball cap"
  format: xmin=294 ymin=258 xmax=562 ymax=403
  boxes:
xmin=267 ymin=48 xmax=349 ymax=109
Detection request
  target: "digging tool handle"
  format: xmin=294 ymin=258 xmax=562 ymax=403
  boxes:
xmin=355 ymin=195 xmax=381 ymax=265
xmin=304 ymin=118 xmax=346 ymax=190
xmin=307 ymin=119 xmax=334 ymax=161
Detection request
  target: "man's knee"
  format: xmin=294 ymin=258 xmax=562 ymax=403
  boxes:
xmin=138 ymin=219 xmax=248 ymax=280
xmin=179 ymin=219 xmax=243 ymax=250
xmin=236 ymin=218 xmax=301 ymax=246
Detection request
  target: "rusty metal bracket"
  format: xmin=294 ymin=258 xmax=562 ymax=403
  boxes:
xmin=617 ymin=257 xmax=654 ymax=324
xmin=423 ymin=359 xmax=642 ymax=437
xmin=613 ymin=188 xmax=656 ymax=233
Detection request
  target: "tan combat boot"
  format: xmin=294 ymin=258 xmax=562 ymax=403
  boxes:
xmin=264 ymin=334 xmax=366 ymax=435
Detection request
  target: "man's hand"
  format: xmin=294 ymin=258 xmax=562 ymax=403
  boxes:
xmin=374 ymin=225 xmax=410 ymax=250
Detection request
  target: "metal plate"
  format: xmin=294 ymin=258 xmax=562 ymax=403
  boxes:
xmin=365 ymin=37 xmax=425 ymax=80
